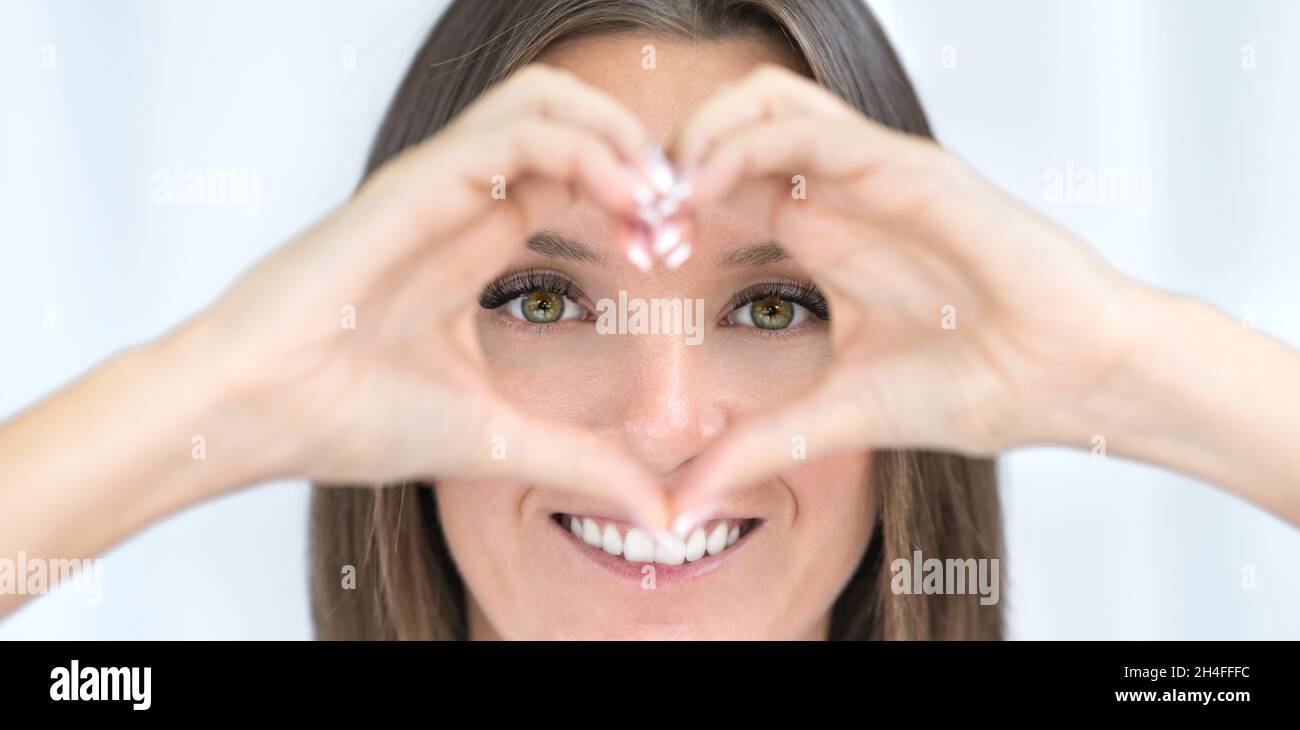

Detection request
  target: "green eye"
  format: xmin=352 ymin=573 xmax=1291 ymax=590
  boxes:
xmin=521 ymin=290 xmax=565 ymax=323
xmin=750 ymin=296 xmax=794 ymax=330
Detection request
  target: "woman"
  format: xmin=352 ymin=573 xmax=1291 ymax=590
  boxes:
xmin=1 ymin=0 xmax=1296 ymax=640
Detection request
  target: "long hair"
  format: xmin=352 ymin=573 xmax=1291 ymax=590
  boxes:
xmin=311 ymin=0 xmax=1004 ymax=640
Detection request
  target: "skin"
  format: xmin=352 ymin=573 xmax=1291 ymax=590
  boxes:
xmin=666 ymin=59 xmax=1300 ymax=526
xmin=438 ymin=35 xmax=871 ymax=640
xmin=0 ymin=30 xmax=1297 ymax=637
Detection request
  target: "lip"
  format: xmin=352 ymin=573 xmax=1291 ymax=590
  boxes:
xmin=549 ymin=512 xmax=763 ymax=583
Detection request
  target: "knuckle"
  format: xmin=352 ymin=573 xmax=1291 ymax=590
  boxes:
xmin=519 ymin=63 xmax=570 ymax=89
xmin=515 ymin=63 xmax=550 ymax=82
xmin=753 ymin=63 xmax=792 ymax=84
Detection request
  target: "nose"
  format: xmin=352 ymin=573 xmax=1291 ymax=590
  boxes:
xmin=611 ymin=336 xmax=726 ymax=476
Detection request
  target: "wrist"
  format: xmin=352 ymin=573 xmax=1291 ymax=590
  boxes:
xmin=1041 ymin=281 xmax=1199 ymax=450
xmin=1043 ymin=280 xmax=1300 ymax=521
xmin=141 ymin=315 xmax=293 ymax=498
xmin=0 ymin=324 xmax=279 ymax=572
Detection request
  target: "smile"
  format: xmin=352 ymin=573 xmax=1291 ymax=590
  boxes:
xmin=552 ymin=514 xmax=759 ymax=564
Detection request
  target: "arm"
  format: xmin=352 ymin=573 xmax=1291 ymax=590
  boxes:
xmin=0 ymin=324 xmax=259 ymax=619
xmin=0 ymin=64 xmax=674 ymax=620
xmin=1053 ymin=285 xmax=1300 ymax=525
xmin=668 ymin=64 xmax=1300 ymax=529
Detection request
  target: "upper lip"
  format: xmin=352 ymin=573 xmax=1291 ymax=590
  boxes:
xmin=551 ymin=511 xmax=762 ymax=569
xmin=538 ymin=495 xmax=764 ymax=530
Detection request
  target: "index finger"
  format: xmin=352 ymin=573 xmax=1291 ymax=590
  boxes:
xmin=671 ymin=64 xmax=856 ymax=172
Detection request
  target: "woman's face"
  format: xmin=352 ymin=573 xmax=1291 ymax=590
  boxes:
xmin=435 ymin=34 xmax=875 ymax=639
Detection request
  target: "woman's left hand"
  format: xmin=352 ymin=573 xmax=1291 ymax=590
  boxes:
xmin=666 ymin=65 xmax=1185 ymax=517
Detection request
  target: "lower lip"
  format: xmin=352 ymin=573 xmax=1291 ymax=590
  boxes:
xmin=551 ymin=515 xmax=762 ymax=583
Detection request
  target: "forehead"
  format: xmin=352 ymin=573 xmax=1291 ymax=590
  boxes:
xmin=536 ymin=32 xmax=802 ymax=144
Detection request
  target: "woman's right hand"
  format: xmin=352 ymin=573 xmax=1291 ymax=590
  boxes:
xmin=178 ymin=65 xmax=673 ymax=530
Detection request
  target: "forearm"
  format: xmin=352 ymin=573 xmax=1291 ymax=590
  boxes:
xmin=1056 ymin=285 xmax=1300 ymax=526
xmin=0 ymin=325 xmax=265 ymax=617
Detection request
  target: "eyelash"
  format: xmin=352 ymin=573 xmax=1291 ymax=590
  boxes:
xmin=478 ymin=270 xmax=831 ymax=332
xmin=478 ymin=269 xmax=589 ymax=312
xmin=723 ymin=280 xmax=831 ymax=323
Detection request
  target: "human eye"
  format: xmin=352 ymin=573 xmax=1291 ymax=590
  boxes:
xmin=721 ymin=280 xmax=830 ymax=332
xmin=478 ymin=268 xmax=591 ymax=325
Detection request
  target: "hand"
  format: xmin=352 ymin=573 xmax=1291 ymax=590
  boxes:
xmin=668 ymin=65 xmax=1146 ymax=515
xmin=181 ymin=65 xmax=673 ymax=530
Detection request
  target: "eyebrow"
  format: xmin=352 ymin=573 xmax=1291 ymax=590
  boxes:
xmin=526 ymin=232 xmax=603 ymax=264
xmin=525 ymin=233 xmax=791 ymax=269
xmin=716 ymin=242 xmax=791 ymax=268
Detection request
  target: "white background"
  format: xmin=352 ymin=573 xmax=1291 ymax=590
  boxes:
xmin=2 ymin=0 xmax=1297 ymax=639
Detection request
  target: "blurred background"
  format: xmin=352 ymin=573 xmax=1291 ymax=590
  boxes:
xmin=2 ymin=0 xmax=1297 ymax=639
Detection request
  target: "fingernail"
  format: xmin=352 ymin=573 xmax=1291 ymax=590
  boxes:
xmin=656 ymin=177 xmax=695 ymax=219
xmin=652 ymin=528 xmax=679 ymax=549
xmin=671 ymin=505 xmax=714 ymax=539
xmin=644 ymin=144 xmax=677 ymax=194
xmin=667 ymin=176 xmax=694 ymax=203
xmin=633 ymin=183 xmax=655 ymax=207
xmin=637 ymin=203 xmax=664 ymax=228
xmin=651 ymin=224 xmax=682 ymax=256
xmin=664 ymin=242 xmax=692 ymax=270
xmin=627 ymin=238 xmax=654 ymax=272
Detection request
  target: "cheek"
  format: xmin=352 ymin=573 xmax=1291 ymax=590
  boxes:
xmin=784 ymin=451 xmax=874 ymax=536
xmin=711 ymin=329 xmax=833 ymax=414
xmin=432 ymin=479 xmax=529 ymax=622
xmin=476 ymin=322 xmax=617 ymax=419
xmin=780 ymin=450 xmax=876 ymax=597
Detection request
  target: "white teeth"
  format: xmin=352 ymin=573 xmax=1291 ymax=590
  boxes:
xmin=582 ymin=518 xmax=603 ymax=548
xmin=562 ymin=515 xmax=750 ymax=564
xmin=706 ymin=522 xmax=729 ymax=556
xmin=654 ymin=533 xmax=686 ymax=565
xmin=684 ymin=528 xmax=707 ymax=562
xmin=601 ymin=523 xmax=623 ymax=555
xmin=622 ymin=528 xmax=656 ymax=562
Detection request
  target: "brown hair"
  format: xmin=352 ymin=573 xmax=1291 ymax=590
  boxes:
xmin=311 ymin=0 xmax=1004 ymax=640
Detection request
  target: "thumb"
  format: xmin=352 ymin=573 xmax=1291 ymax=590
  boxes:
xmin=473 ymin=400 xmax=671 ymax=535
xmin=672 ymin=375 xmax=872 ymax=523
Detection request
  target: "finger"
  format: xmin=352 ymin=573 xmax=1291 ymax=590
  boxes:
xmin=671 ymin=374 xmax=875 ymax=521
xmin=319 ymin=67 xmax=653 ymax=302
xmin=473 ymin=400 xmax=672 ymax=535
xmin=690 ymin=112 xmax=1007 ymax=290
xmin=456 ymin=116 xmax=648 ymax=224
xmin=690 ymin=114 xmax=925 ymax=201
xmin=672 ymin=64 xmax=856 ymax=172
xmin=458 ymin=63 xmax=653 ymax=169
xmin=442 ymin=117 xmax=655 ymax=282
xmin=352 ymin=115 xmax=648 ymax=279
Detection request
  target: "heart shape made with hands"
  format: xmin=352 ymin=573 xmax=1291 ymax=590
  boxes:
xmin=337 ymin=62 xmax=1083 ymax=544
xmin=224 ymin=62 xmax=1010 ymax=546
xmin=470 ymin=60 xmax=1113 ymax=549
xmin=478 ymin=139 xmax=897 ymax=537
xmin=489 ymin=140 xmax=846 ymax=540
